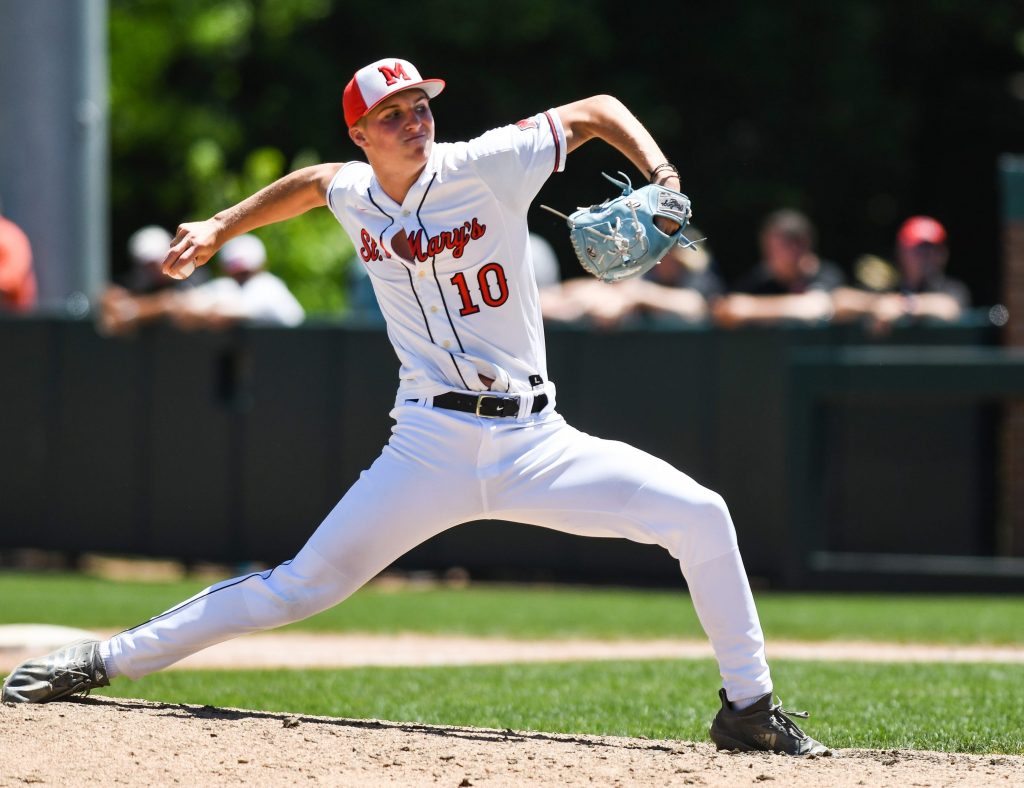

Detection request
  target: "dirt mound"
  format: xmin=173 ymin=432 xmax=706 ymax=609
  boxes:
xmin=2 ymin=697 xmax=1021 ymax=786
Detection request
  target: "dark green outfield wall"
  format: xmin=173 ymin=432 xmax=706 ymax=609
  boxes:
xmin=2 ymin=315 xmax=1018 ymax=590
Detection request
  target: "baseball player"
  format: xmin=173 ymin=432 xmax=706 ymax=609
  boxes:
xmin=2 ymin=58 xmax=827 ymax=756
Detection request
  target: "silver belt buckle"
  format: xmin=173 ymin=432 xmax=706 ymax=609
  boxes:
xmin=475 ymin=393 xmax=508 ymax=418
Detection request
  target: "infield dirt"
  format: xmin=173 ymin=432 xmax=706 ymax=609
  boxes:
xmin=3 ymin=631 xmax=1023 ymax=785
xmin=2 ymin=696 xmax=1023 ymax=787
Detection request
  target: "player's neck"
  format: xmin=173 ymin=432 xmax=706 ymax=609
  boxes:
xmin=370 ymin=159 xmax=428 ymax=206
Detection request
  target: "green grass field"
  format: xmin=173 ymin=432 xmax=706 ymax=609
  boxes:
xmin=3 ymin=571 xmax=1024 ymax=644
xmin=3 ymin=571 xmax=1024 ymax=753
xmin=96 ymin=660 xmax=1024 ymax=754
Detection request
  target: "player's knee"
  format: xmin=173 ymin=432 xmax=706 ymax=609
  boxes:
xmin=698 ymin=490 xmax=735 ymax=539
xmin=245 ymin=585 xmax=305 ymax=627
xmin=271 ymin=586 xmax=324 ymax=623
xmin=245 ymin=562 xmax=340 ymax=627
xmin=687 ymin=489 xmax=738 ymax=563
xmin=646 ymin=485 xmax=737 ymax=565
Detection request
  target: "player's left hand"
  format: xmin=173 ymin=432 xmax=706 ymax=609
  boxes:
xmin=162 ymin=219 xmax=224 ymax=280
xmin=654 ymin=216 xmax=681 ymax=235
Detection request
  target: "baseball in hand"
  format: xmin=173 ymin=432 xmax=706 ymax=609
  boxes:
xmin=173 ymin=261 xmax=196 ymax=280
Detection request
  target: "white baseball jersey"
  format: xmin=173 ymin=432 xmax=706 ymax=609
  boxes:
xmin=326 ymin=110 xmax=566 ymax=403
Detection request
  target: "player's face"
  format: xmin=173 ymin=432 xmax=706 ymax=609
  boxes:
xmin=352 ymin=90 xmax=434 ymax=167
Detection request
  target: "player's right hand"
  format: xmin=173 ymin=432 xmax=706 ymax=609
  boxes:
xmin=162 ymin=219 xmax=224 ymax=280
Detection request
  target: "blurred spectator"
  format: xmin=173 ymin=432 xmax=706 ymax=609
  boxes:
xmin=734 ymin=209 xmax=845 ymax=294
xmin=101 ymin=230 xmax=303 ymax=333
xmin=347 ymin=252 xmax=383 ymax=322
xmin=172 ymin=234 xmax=305 ymax=329
xmin=894 ymin=216 xmax=970 ymax=308
xmin=541 ymin=228 xmax=721 ymax=328
xmin=533 ymin=231 xmax=616 ymax=323
xmin=99 ymin=225 xmax=209 ymax=335
xmin=713 ymin=209 xmax=843 ymax=328
xmin=833 ymin=215 xmax=969 ymax=329
xmin=0 ymin=204 xmax=37 ymax=313
xmin=540 ymin=275 xmax=630 ymax=328
xmin=645 ymin=229 xmax=724 ymax=298
xmin=529 ymin=231 xmax=561 ymax=290
xmin=124 ymin=226 xmax=178 ymax=294
xmin=634 ymin=231 xmax=724 ymax=321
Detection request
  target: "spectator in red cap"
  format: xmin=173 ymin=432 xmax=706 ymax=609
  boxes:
xmin=0 ymin=205 xmax=37 ymax=313
xmin=895 ymin=216 xmax=969 ymax=305
xmin=833 ymin=215 xmax=970 ymax=329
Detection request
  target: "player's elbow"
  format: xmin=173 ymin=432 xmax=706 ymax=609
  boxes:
xmin=579 ymin=94 xmax=628 ymax=132
xmin=586 ymin=93 xmax=623 ymax=111
xmin=560 ymin=95 xmax=628 ymax=150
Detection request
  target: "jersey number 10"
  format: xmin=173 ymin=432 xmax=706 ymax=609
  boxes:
xmin=450 ymin=263 xmax=509 ymax=316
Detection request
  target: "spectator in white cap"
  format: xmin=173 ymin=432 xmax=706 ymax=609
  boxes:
xmin=123 ymin=225 xmax=212 ymax=292
xmin=129 ymin=225 xmax=172 ymax=268
xmin=99 ymin=225 xmax=210 ymax=335
xmin=220 ymin=234 xmax=268 ymax=277
xmin=172 ymin=233 xmax=305 ymax=329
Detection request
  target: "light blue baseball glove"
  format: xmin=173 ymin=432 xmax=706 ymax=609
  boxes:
xmin=542 ymin=172 xmax=695 ymax=283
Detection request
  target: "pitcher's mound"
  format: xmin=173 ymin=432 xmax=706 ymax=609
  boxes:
xmin=2 ymin=696 xmax=1022 ymax=787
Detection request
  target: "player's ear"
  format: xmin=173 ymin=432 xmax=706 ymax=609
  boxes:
xmin=348 ymin=124 xmax=368 ymax=149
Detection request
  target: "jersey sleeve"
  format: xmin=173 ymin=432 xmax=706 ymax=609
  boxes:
xmin=459 ymin=110 xmax=567 ymax=211
xmin=325 ymin=161 xmax=370 ymax=222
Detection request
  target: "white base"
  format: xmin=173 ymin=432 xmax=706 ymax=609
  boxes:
xmin=0 ymin=624 xmax=102 ymax=652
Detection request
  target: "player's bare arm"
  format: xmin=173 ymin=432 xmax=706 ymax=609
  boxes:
xmin=557 ymin=95 xmax=681 ymax=190
xmin=161 ymin=162 xmax=342 ymax=279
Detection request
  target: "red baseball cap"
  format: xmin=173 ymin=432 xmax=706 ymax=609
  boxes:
xmin=897 ymin=216 xmax=947 ymax=247
xmin=343 ymin=58 xmax=445 ymax=127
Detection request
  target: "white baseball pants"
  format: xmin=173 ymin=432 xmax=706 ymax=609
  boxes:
xmin=104 ymin=404 xmax=772 ymax=702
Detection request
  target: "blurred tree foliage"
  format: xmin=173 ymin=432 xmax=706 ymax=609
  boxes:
xmin=110 ymin=0 xmax=350 ymax=314
xmin=110 ymin=0 xmax=1024 ymax=311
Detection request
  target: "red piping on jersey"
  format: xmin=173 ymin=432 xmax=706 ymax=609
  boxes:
xmin=543 ymin=111 xmax=560 ymax=173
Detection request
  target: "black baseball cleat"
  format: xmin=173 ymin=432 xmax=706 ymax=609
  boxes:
xmin=709 ymin=688 xmax=830 ymax=756
xmin=2 ymin=639 xmax=110 ymax=703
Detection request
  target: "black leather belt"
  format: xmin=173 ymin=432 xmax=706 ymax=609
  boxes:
xmin=433 ymin=391 xmax=548 ymax=418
